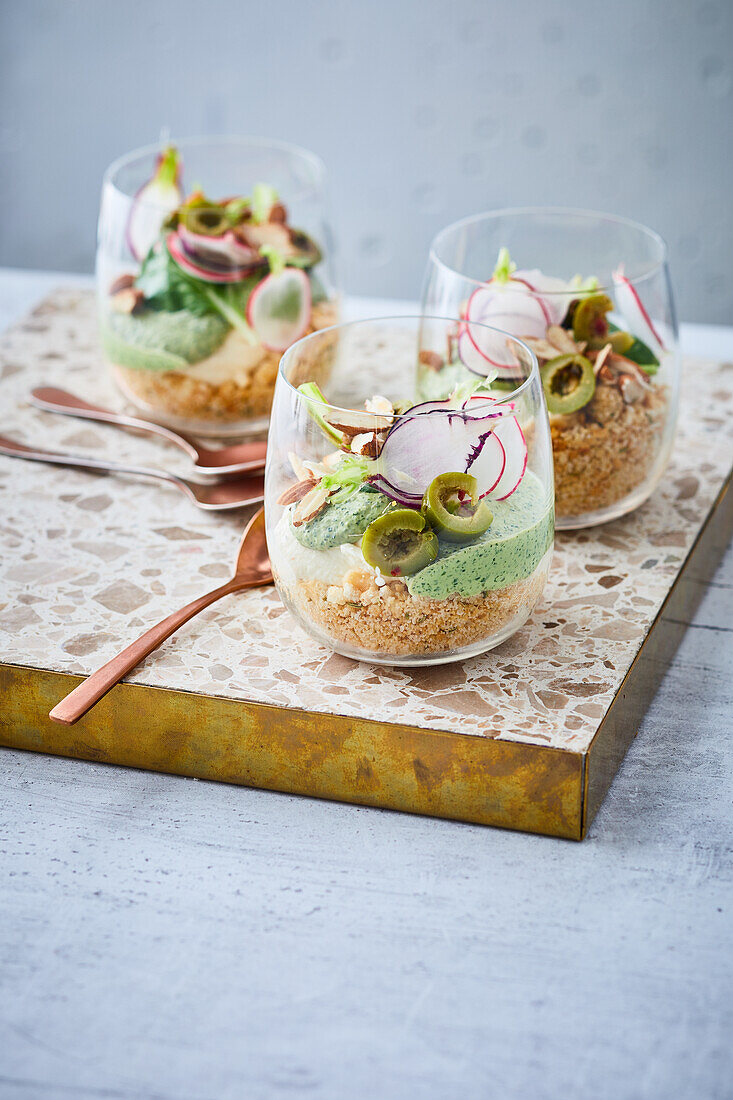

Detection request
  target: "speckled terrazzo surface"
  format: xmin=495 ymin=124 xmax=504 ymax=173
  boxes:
xmin=1 ymin=289 xmax=731 ymax=752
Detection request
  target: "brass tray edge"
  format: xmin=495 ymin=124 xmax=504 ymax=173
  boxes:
xmin=582 ymin=468 xmax=733 ymax=836
xmin=0 ymin=666 xmax=584 ymax=839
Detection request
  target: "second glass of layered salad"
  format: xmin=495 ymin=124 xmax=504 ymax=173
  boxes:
xmin=96 ymin=137 xmax=338 ymax=435
xmin=423 ymin=209 xmax=679 ymax=528
xmin=265 ymin=317 xmax=554 ymax=666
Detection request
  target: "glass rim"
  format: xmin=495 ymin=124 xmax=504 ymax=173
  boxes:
xmin=103 ymin=134 xmax=327 ymax=207
xmin=277 ymin=314 xmax=540 ymax=419
xmin=429 ymin=206 xmax=669 ymax=293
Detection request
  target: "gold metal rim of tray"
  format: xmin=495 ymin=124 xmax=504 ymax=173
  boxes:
xmin=1 ymin=474 xmax=730 ymax=841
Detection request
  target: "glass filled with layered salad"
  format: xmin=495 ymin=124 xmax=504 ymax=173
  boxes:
xmin=265 ymin=316 xmax=554 ymax=666
xmin=423 ymin=209 xmax=679 ymax=528
xmin=96 ymin=137 xmax=338 ymax=435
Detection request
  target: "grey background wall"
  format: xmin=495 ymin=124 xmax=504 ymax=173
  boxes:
xmin=1 ymin=0 xmax=731 ymax=322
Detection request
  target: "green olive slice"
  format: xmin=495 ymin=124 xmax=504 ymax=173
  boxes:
xmin=422 ymin=472 xmax=493 ymax=543
xmin=361 ymin=508 xmax=438 ymax=577
xmin=181 ymin=206 xmax=229 ymax=237
xmin=541 ymin=354 xmax=596 ymax=415
xmin=608 ymin=330 xmax=634 ymax=355
xmin=572 ymin=293 xmax=614 ymax=346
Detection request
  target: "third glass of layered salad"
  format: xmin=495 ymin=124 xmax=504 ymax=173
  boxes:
xmin=423 ymin=209 xmax=679 ymax=528
xmin=265 ymin=317 xmax=554 ymax=666
xmin=96 ymin=137 xmax=338 ymax=435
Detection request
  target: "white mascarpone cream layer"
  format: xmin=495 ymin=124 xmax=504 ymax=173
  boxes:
xmin=270 ymin=511 xmax=374 ymax=588
xmin=183 ymin=331 xmax=266 ymax=385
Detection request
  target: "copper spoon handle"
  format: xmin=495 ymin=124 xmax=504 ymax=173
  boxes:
xmin=0 ymin=434 xmax=189 ymax=490
xmin=49 ymin=574 xmax=268 ymax=726
xmin=30 ymin=387 xmax=200 ymax=462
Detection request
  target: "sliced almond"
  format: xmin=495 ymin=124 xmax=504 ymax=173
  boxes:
xmin=618 ymin=374 xmax=645 ymax=404
xmin=109 ymin=273 xmax=135 ymax=296
xmin=288 ymin=451 xmax=311 ymax=481
xmin=365 ymin=394 xmax=394 ymax=416
xmin=350 ymin=431 xmax=379 ymax=458
xmin=111 ymin=287 xmax=144 ymax=315
xmin=546 ymin=325 xmax=579 ymax=355
xmin=324 ymin=409 xmax=392 ymax=434
xmin=609 ymin=354 xmax=652 ymax=388
xmin=277 ymin=478 xmax=316 ymax=506
xmin=418 ymin=350 xmax=444 ymax=371
xmin=524 ymin=336 xmax=563 ymax=361
xmin=292 ymin=482 xmax=331 ymax=526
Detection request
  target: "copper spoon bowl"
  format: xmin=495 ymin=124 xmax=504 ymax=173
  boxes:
xmin=30 ymin=387 xmax=267 ymax=476
xmin=0 ymin=434 xmax=264 ymax=510
xmin=49 ymin=507 xmax=272 ymax=726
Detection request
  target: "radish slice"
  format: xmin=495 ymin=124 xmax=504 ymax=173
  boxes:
xmin=480 ymin=416 xmax=528 ymax=500
xmin=374 ymin=406 xmax=511 ymax=504
xmin=613 ymin=265 xmax=665 ymax=353
xmin=178 ymin=224 xmax=262 ymax=270
xmin=126 ymin=146 xmax=182 ymax=263
xmin=461 ymin=395 xmax=527 ymax=499
xmin=246 ymin=267 xmax=311 ymax=352
xmin=467 ymin=283 xmax=549 ymax=340
xmin=167 ymin=231 xmax=252 ymax=284
xmin=459 ymin=321 xmax=523 ymax=378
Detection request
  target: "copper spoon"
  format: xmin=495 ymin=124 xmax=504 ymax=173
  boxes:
xmin=49 ymin=506 xmax=272 ymax=726
xmin=30 ymin=387 xmax=267 ymax=476
xmin=0 ymin=435 xmax=264 ymax=511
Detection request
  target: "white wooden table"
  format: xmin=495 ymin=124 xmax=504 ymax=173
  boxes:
xmin=1 ymin=270 xmax=731 ymax=1100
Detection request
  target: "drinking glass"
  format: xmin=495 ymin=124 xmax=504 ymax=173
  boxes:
xmin=265 ymin=316 xmax=554 ymax=666
xmin=96 ymin=136 xmax=338 ymax=436
xmin=422 ymin=208 xmax=679 ymax=528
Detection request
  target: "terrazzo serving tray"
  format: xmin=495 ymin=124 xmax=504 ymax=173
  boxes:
xmin=0 ymin=291 xmax=731 ymax=839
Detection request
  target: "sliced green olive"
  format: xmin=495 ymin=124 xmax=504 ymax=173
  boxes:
xmin=541 ymin=354 xmax=596 ymax=415
xmin=422 ymin=472 xmax=493 ymax=543
xmin=572 ymin=293 xmax=614 ymax=347
xmin=181 ymin=206 xmax=229 ymax=237
xmin=608 ymin=330 xmax=634 ymax=355
xmin=361 ymin=508 xmax=438 ymax=577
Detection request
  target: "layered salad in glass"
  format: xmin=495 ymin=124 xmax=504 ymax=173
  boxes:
xmin=267 ymin=323 xmax=554 ymax=665
xmin=423 ymin=247 xmax=671 ymax=523
xmin=99 ymin=144 xmax=336 ymax=433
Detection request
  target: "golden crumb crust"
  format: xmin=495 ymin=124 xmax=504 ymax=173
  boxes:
xmin=552 ymin=384 xmax=668 ymax=518
xmin=278 ymin=566 xmax=548 ymax=657
xmin=111 ymin=299 xmax=338 ymax=425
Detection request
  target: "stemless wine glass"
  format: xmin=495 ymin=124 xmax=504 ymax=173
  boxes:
xmin=422 ymin=208 xmax=679 ymax=529
xmin=265 ymin=316 xmax=554 ymax=666
xmin=96 ymin=136 xmax=338 ymax=437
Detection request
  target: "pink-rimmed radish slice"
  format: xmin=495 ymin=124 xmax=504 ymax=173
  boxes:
xmin=167 ymin=231 xmax=251 ymax=284
xmin=459 ymin=321 xmax=524 ymax=378
xmin=246 ymin=267 xmax=311 ymax=352
xmin=612 ymin=265 xmax=665 ymax=353
xmin=466 ymin=283 xmax=549 ymax=340
xmin=126 ymin=147 xmax=182 ymax=263
xmin=178 ymin=224 xmax=262 ymax=270
xmin=373 ymin=406 xmax=509 ymax=505
xmin=472 ymin=415 xmax=528 ymax=500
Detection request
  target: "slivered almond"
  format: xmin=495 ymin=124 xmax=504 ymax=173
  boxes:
xmin=277 ymin=478 xmax=316 ymax=506
xmin=289 ymin=451 xmax=311 ymax=481
xmin=292 ymin=482 xmax=331 ymax=526
xmin=592 ymin=343 xmax=613 ymax=376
